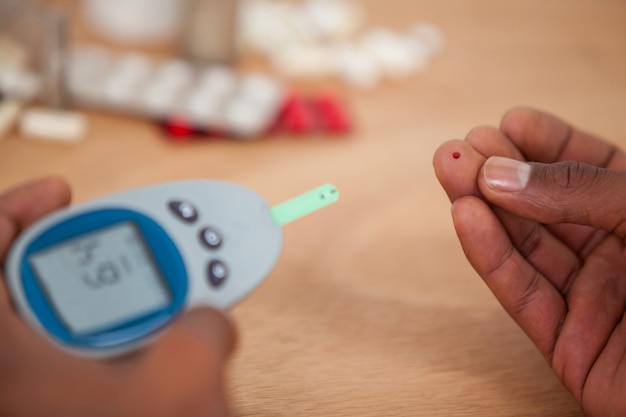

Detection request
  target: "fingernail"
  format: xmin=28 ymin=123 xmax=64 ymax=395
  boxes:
xmin=483 ymin=156 xmax=531 ymax=191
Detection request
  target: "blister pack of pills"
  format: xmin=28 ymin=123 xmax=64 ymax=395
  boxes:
xmin=162 ymin=91 xmax=352 ymax=141
xmin=67 ymin=45 xmax=285 ymax=138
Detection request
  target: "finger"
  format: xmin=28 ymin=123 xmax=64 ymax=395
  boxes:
xmin=452 ymin=195 xmax=566 ymax=361
xmin=434 ymin=134 xmax=581 ymax=293
xmin=123 ymin=308 xmax=236 ymax=416
xmin=582 ymin=317 xmax=626 ymax=416
xmin=0 ymin=177 xmax=71 ymax=313
xmin=433 ymin=126 xmax=526 ymax=203
xmin=552 ymin=234 xmax=626 ymax=401
xmin=501 ymin=108 xmax=626 ymax=253
xmin=494 ymin=210 xmax=582 ymax=294
xmin=479 ymin=157 xmax=626 ymax=239
xmin=500 ymin=107 xmax=626 ymax=170
xmin=465 ymin=125 xmax=524 ymax=161
xmin=141 ymin=307 xmax=236 ymax=372
xmin=479 ymin=156 xmax=626 ymax=398
xmin=0 ymin=176 xmax=71 ymax=259
xmin=433 ymin=139 xmax=485 ymax=202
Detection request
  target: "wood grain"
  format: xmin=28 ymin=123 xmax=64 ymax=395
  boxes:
xmin=1 ymin=0 xmax=625 ymax=415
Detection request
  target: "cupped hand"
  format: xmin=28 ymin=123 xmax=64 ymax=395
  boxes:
xmin=0 ymin=177 xmax=236 ymax=417
xmin=434 ymin=108 xmax=626 ymax=417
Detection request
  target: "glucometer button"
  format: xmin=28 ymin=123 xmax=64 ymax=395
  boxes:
xmin=168 ymin=201 xmax=198 ymax=223
xmin=199 ymin=227 xmax=223 ymax=249
xmin=208 ymin=260 xmax=228 ymax=287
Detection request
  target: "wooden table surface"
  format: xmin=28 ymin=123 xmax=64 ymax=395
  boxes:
xmin=2 ymin=0 xmax=626 ymax=415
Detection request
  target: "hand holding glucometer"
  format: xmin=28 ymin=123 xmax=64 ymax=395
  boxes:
xmin=4 ymin=180 xmax=338 ymax=358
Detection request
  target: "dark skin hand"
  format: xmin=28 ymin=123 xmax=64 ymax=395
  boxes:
xmin=0 ymin=177 xmax=236 ymax=417
xmin=434 ymin=107 xmax=626 ymax=417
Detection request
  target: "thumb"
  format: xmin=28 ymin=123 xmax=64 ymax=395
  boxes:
xmin=478 ymin=156 xmax=626 ymax=237
xmin=121 ymin=309 xmax=237 ymax=416
xmin=149 ymin=307 xmax=237 ymax=363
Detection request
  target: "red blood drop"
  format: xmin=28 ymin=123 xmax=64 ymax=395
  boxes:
xmin=452 ymin=152 xmax=461 ymax=159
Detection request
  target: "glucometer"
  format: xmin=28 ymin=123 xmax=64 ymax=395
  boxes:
xmin=4 ymin=180 xmax=338 ymax=358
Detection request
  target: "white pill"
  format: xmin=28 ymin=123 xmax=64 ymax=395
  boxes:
xmin=270 ymin=44 xmax=334 ymax=78
xmin=114 ymin=53 xmax=153 ymax=84
xmin=19 ymin=108 xmax=87 ymax=143
xmin=289 ymin=8 xmax=321 ymax=44
xmin=239 ymin=1 xmax=296 ymax=52
xmin=155 ymin=60 xmax=194 ymax=89
xmin=186 ymin=89 xmax=221 ymax=121
xmin=0 ymin=98 xmax=22 ymax=140
xmin=68 ymin=46 xmax=113 ymax=102
xmin=0 ymin=65 xmax=42 ymax=101
xmin=408 ymin=22 xmax=445 ymax=57
xmin=303 ymin=0 xmax=366 ymax=40
xmin=199 ymin=66 xmax=238 ymax=96
xmin=224 ymin=97 xmax=267 ymax=138
xmin=406 ymin=36 xmax=432 ymax=65
xmin=360 ymin=27 xmax=425 ymax=78
xmin=103 ymin=74 xmax=137 ymax=105
xmin=67 ymin=72 xmax=102 ymax=102
xmin=239 ymin=74 xmax=282 ymax=107
xmin=330 ymin=42 xmax=381 ymax=89
xmin=141 ymin=82 xmax=178 ymax=115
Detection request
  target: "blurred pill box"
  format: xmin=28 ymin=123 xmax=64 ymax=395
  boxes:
xmin=68 ymin=45 xmax=285 ymax=139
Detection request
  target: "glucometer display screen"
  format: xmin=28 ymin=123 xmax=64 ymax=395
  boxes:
xmin=28 ymin=222 xmax=172 ymax=335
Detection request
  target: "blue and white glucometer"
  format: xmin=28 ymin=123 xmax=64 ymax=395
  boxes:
xmin=4 ymin=180 xmax=338 ymax=358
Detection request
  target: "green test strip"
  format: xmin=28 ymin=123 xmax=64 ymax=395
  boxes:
xmin=271 ymin=184 xmax=339 ymax=226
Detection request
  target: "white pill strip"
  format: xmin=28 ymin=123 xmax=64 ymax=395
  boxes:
xmin=19 ymin=108 xmax=87 ymax=143
xmin=67 ymin=46 xmax=285 ymax=138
